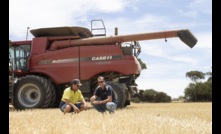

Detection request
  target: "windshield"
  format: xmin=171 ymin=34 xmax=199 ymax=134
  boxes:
xmin=9 ymin=44 xmax=31 ymax=71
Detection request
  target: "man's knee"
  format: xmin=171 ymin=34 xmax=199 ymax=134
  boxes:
xmin=64 ymin=105 xmax=71 ymax=112
xmin=106 ymin=103 xmax=116 ymax=111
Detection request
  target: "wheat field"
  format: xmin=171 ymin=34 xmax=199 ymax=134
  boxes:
xmin=9 ymin=102 xmax=212 ymax=134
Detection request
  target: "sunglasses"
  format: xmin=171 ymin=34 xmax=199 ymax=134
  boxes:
xmin=74 ymin=84 xmax=80 ymax=87
xmin=98 ymin=81 xmax=104 ymax=83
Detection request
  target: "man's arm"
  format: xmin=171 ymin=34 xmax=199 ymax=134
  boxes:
xmin=90 ymin=95 xmax=96 ymax=102
xmin=99 ymin=95 xmax=112 ymax=104
xmin=90 ymin=87 xmax=99 ymax=102
xmin=81 ymin=97 xmax=87 ymax=105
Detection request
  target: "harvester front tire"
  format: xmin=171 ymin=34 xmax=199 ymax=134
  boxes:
xmin=12 ymin=75 xmax=55 ymax=109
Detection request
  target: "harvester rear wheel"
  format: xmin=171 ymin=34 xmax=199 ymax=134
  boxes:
xmin=106 ymin=82 xmax=126 ymax=108
xmin=12 ymin=75 xmax=55 ymax=109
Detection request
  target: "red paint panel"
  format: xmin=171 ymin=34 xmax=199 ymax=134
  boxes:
xmin=79 ymin=45 xmax=141 ymax=80
xmin=30 ymin=47 xmax=80 ymax=84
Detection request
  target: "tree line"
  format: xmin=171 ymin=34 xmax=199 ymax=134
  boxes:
xmin=132 ymin=69 xmax=212 ymax=103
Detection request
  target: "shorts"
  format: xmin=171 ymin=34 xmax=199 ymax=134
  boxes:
xmin=59 ymin=101 xmax=83 ymax=113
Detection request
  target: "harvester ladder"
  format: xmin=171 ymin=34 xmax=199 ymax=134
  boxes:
xmin=91 ymin=19 xmax=106 ymax=36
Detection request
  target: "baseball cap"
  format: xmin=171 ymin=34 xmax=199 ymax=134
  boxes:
xmin=71 ymin=79 xmax=82 ymax=86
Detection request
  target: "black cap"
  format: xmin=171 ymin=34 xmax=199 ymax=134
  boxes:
xmin=71 ymin=79 xmax=82 ymax=86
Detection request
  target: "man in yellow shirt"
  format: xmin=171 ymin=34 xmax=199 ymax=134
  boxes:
xmin=59 ymin=79 xmax=87 ymax=113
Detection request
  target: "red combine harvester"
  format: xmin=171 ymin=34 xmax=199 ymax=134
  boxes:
xmin=9 ymin=20 xmax=197 ymax=109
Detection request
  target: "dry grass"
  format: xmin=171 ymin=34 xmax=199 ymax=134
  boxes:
xmin=9 ymin=102 xmax=212 ymax=134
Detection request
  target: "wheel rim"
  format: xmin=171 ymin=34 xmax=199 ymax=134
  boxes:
xmin=17 ymin=83 xmax=41 ymax=107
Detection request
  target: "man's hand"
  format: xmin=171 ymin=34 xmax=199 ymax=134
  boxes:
xmin=73 ymin=107 xmax=80 ymax=113
xmin=82 ymin=103 xmax=88 ymax=110
xmin=90 ymin=96 xmax=96 ymax=102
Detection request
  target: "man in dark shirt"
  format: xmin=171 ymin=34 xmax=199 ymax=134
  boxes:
xmin=90 ymin=76 xmax=117 ymax=113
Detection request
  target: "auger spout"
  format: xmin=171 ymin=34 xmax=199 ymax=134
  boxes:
xmin=30 ymin=27 xmax=197 ymax=50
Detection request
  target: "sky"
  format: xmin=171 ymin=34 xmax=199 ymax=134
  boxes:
xmin=9 ymin=0 xmax=212 ymax=98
